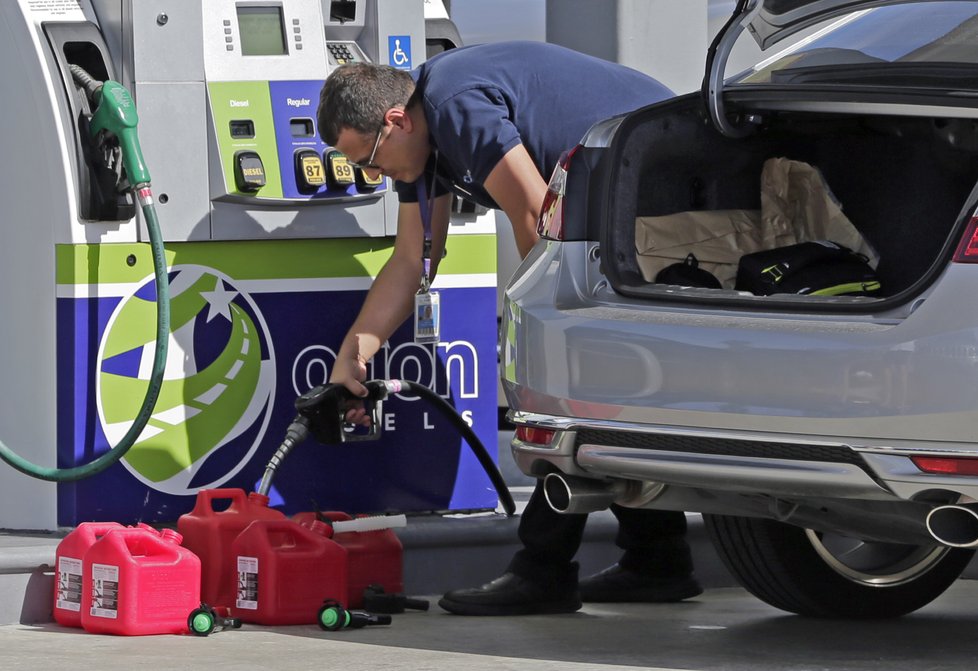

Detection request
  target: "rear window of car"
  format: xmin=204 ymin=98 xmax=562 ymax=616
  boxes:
xmin=733 ymin=2 xmax=978 ymax=90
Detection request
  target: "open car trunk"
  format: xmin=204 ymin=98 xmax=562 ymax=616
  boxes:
xmin=603 ymin=98 xmax=978 ymax=308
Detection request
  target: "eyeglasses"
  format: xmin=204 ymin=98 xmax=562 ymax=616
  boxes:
xmin=347 ymin=126 xmax=384 ymax=170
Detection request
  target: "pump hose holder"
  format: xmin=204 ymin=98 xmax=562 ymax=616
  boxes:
xmin=0 ymin=67 xmax=168 ymax=483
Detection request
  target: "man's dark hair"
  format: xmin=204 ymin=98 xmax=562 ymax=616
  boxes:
xmin=317 ymin=63 xmax=415 ymax=145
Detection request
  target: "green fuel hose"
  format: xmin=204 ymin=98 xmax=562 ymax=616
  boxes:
xmin=0 ymin=72 xmax=169 ymax=481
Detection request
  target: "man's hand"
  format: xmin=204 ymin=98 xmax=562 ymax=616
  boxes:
xmin=329 ymin=335 xmax=372 ymax=426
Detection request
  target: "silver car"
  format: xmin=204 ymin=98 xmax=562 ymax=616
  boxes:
xmin=504 ymin=0 xmax=978 ymax=618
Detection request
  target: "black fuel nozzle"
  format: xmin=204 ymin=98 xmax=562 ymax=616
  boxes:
xmin=257 ymin=381 xmax=405 ymax=497
xmin=294 ymin=380 xmax=402 ymax=444
xmin=293 ymin=383 xmax=347 ymax=444
xmin=362 ymin=584 xmax=430 ymax=614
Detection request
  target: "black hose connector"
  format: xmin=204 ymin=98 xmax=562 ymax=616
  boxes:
xmin=68 ymin=63 xmax=102 ymax=104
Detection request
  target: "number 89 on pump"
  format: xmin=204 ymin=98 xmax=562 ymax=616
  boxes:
xmin=326 ymin=150 xmax=355 ymax=188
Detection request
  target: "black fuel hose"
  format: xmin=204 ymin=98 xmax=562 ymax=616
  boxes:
xmin=258 ymin=379 xmax=516 ymax=516
xmin=390 ymin=379 xmax=515 ymax=517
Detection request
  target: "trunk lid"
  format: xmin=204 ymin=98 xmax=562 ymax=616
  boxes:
xmin=706 ymin=0 xmax=978 ymax=136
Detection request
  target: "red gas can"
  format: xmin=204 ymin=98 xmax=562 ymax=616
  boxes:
xmin=294 ymin=512 xmax=403 ymax=608
xmin=177 ymin=488 xmax=285 ymax=610
xmin=80 ymin=527 xmax=201 ymax=636
xmin=53 ymin=522 xmax=125 ymax=628
xmin=230 ymin=519 xmax=348 ymax=625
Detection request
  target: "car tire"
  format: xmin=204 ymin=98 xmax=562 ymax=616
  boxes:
xmin=703 ymin=513 xmax=975 ymax=618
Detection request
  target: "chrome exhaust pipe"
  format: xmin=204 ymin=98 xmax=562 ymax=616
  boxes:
xmin=543 ymin=473 xmax=624 ymax=514
xmin=925 ymin=503 xmax=978 ymax=548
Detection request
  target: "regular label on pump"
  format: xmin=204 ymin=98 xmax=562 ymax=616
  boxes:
xmin=57 ymin=556 xmax=83 ymax=612
xmin=90 ymin=563 xmax=119 ymax=619
xmin=236 ymin=556 xmax=259 ymax=610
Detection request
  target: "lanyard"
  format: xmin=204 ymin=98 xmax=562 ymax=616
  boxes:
xmin=416 ymin=154 xmax=437 ymax=293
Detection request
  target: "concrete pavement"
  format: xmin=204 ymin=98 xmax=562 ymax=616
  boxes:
xmin=4 ymin=581 xmax=978 ymax=671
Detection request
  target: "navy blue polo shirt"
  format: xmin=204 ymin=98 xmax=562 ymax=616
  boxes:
xmin=394 ymin=41 xmax=674 ymax=209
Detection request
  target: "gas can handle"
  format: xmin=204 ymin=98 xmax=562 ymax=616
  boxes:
xmin=254 ymin=519 xmax=321 ymax=547
xmin=191 ymin=488 xmax=247 ymax=516
xmin=75 ymin=521 xmax=124 ymax=543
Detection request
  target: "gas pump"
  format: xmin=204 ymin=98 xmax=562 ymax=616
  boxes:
xmin=0 ymin=0 xmax=498 ymax=530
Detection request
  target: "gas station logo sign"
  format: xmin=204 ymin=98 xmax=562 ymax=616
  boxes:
xmin=95 ymin=265 xmax=276 ymax=495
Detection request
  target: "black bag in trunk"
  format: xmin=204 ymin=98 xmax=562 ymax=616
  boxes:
xmin=735 ymin=241 xmax=882 ymax=296
xmin=655 ymin=253 xmax=722 ymax=288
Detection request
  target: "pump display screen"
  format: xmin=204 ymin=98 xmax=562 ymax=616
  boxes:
xmin=237 ymin=6 xmax=287 ymax=56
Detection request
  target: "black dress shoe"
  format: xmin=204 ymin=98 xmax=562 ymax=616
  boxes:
xmin=579 ymin=564 xmax=703 ymax=603
xmin=438 ymin=571 xmax=582 ymax=616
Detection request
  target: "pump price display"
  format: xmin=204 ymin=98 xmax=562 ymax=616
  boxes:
xmin=300 ymin=155 xmax=326 ymax=187
xmin=326 ymin=151 xmax=355 ymax=187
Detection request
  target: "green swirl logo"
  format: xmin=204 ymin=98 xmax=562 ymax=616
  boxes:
xmin=96 ymin=265 xmax=275 ymax=494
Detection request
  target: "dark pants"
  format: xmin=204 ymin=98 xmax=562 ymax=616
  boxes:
xmin=508 ymin=480 xmax=691 ymax=582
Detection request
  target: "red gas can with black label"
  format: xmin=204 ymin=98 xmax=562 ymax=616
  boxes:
xmin=230 ymin=519 xmax=348 ymax=625
xmin=80 ymin=527 xmax=201 ymax=636
xmin=53 ymin=522 xmax=125 ymax=628
xmin=177 ymin=488 xmax=285 ymax=610
xmin=294 ymin=511 xmax=403 ymax=608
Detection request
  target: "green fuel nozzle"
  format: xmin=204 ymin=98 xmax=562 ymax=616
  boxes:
xmin=0 ymin=66 xmax=168 ymax=482
xmin=88 ymin=80 xmax=151 ymax=187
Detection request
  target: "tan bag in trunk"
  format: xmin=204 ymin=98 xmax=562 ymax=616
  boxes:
xmin=635 ymin=157 xmax=879 ymax=289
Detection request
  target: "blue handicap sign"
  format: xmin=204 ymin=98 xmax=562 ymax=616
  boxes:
xmin=388 ymin=35 xmax=412 ymax=69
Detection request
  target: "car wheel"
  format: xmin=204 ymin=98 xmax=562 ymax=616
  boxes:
xmin=703 ymin=513 xmax=974 ymax=618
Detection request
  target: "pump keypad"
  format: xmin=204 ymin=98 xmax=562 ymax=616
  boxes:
xmin=326 ymin=42 xmax=359 ymax=65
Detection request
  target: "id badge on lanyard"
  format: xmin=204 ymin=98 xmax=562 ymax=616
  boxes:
xmin=414 ymin=169 xmax=440 ymax=344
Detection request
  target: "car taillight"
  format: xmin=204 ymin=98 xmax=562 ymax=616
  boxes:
xmin=515 ymin=425 xmax=556 ymax=446
xmin=912 ymin=456 xmax=978 ymax=476
xmin=952 ymin=216 xmax=978 ymax=262
xmin=537 ymin=146 xmax=579 ymax=241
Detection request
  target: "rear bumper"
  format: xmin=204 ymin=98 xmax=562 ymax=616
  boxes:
xmin=510 ymin=410 xmax=978 ymax=504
